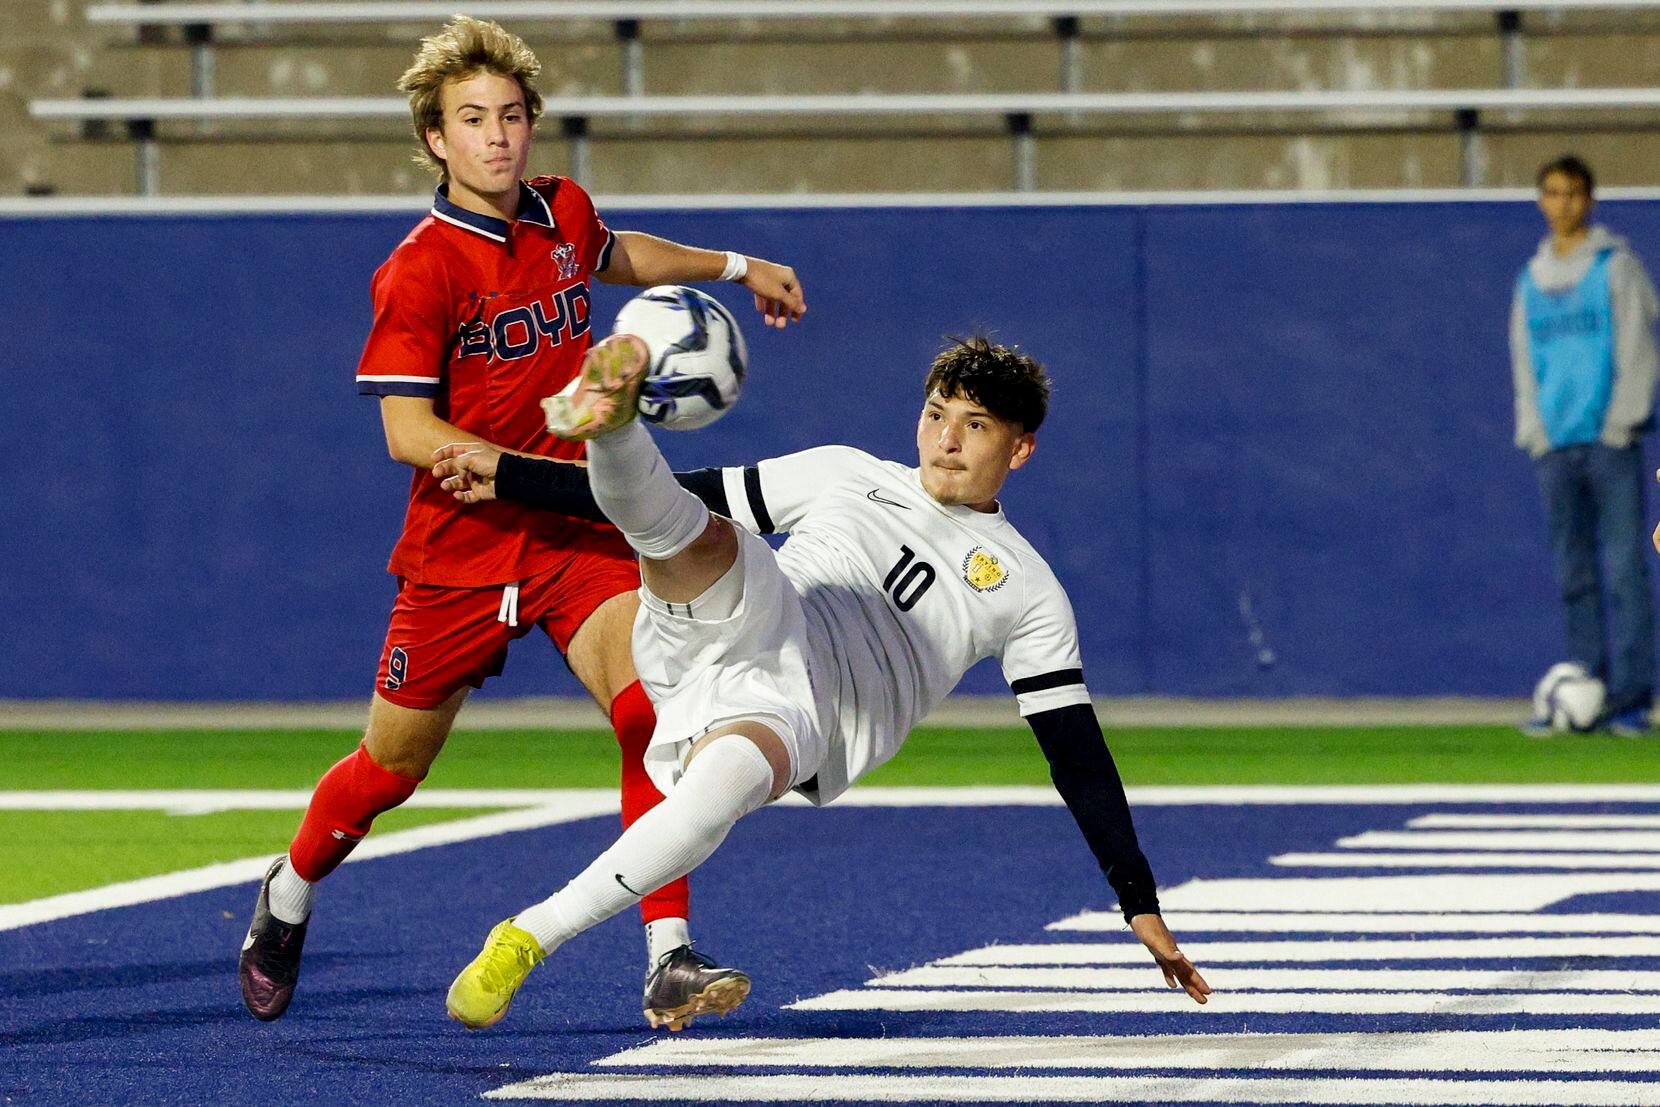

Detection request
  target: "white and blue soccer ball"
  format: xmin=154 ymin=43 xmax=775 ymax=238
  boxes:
xmin=613 ymin=285 xmax=747 ymax=431
xmin=1532 ymin=662 xmax=1606 ymax=732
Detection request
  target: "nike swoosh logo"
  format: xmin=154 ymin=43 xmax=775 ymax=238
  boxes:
xmin=615 ymin=873 xmax=643 ymax=897
xmin=866 ymin=488 xmax=909 ymax=509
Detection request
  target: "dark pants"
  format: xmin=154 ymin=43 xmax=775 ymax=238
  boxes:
xmin=1535 ymin=442 xmax=1656 ymax=714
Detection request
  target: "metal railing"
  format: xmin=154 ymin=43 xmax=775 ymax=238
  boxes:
xmin=79 ymin=0 xmax=1660 ymax=23
xmin=79 ymin=1 xmax=1660 ymax=104
xmin=34 ymin=87 xmax=1660 ymax=195
xmin=52 ymin=0 xmax=1660 ymax=195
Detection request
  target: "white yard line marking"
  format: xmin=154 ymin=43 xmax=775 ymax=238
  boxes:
xmin=0 ymin=789 xmax=619 ymax=813
xmin=1273 ymin=851 xmax=1660 ymax=869
xmin=1339 ymin=830 xmax=1660 ymax=852
xmin=938 ymin=936 xmax=1660 ymax=964
xmin=866 ymin=966 xmax=1660 ymax=991
xmin=1049 ymin=910 xmax=1660 ymax=933
xmin=483 ymin=1072 xmax=1660 ymax=1104
xmin=8 ymin=784 xmax=1660 ymax=812
xmin=1159 ymin=873 xmax=1660 ymax=912
xmin=0 ymin=796 xmax=619 ymax=933
xmin=486 ymin=802 xmax=1660 ymax=1103
xmin=784 ymin=989 xmax=1660 ymax=1016
xmin=597 ymin=1028 xmax=1660 ymax=1072
xmin=1413 ymin=814 xmax=1660 ymax=829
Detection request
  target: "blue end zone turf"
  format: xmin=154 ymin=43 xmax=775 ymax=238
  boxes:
xmin=4 ymin=800 xmax=1659 ymax=1104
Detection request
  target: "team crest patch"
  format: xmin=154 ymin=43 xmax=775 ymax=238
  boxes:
xmin=962 ymin=546 xmax=1008 ymax=592
xmin=551 ymin=242 xmax=579 ymax=280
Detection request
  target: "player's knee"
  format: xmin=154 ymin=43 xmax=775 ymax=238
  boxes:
xmin=640 ymin=517 xmax=742 ymax=606
xmin=364 ymin=694 xmax=457 ymax=778
xmin=361 ymin=736 xmax=438 ymax=780
xmin=687 ymin=724 xmax=792 ymax=803
xmin=682 ymin=731 xmax=779 ymax=818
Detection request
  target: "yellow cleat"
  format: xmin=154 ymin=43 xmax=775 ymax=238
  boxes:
xmin=446 ymin=919 xmax=545 ymax=1029
xmin=541 ymin=334 xmax=650 ymax=440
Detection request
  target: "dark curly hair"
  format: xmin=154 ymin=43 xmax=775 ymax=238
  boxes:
xmin=923 ymin=335 xmax=1051 ymax=433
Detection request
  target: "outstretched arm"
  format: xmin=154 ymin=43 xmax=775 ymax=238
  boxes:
xmin=598 ymin=230 xmax=806 ymax=329
xmin=431 ymin=442 xmax=729 ymax=520
xmin=1026 ymin=702 xmax=1211 ymax=1004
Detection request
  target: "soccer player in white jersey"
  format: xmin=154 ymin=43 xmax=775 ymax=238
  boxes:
xmin=435 ymin=335 xmax=1212 ymax=1029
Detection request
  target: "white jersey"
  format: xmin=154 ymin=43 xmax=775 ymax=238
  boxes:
xmin=716 ymin=445 xmax=1090 ymax=803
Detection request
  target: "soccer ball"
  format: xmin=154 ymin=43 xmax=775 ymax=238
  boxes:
xmin=613 ymin=285 xmax=747 ymax=431
xmin=1532 ymin=662 xmax=1606 ymax=732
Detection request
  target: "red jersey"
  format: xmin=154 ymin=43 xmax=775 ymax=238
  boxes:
xmin=355 ymin=176 xmax=628 ymax=587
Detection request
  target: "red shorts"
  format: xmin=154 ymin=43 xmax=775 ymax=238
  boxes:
xmin=375 ymin=549 xmax=642 ymax=709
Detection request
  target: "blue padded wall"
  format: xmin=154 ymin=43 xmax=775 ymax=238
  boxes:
xmin=2 ymin=199 xmax=1656 ymax=700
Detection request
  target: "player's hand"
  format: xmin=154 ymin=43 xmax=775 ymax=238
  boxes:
xmin=432 ymin=442 xmax=501 ymax=504
xmin=739 ymin=257 xmax=806 ymax=329
xmin=1129 ymin=912 xmax=1211 ymax=1004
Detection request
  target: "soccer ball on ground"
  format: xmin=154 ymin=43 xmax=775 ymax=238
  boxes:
xmin=613 ymin=285 xmax=747 ymax=431
xmin=1532 ymin=662 xmax=1606 ymax=732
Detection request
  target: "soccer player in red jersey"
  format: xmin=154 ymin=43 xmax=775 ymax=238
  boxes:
xmin=238 ymin=16 xmax=805 ymax=1027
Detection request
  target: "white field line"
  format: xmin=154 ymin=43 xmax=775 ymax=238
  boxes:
xmin=784 ymin=989 xmax=1660 ymax=1016
xmin=1049 ymin=910 xmax=1660 ymax=933
xmin=938 ymin=936 xmax=1660 ymax=964
xmin=597 ymin=1028 xmax=1660 ymax=1073
xmin=0 ymin=789 xmax=616 ymax=813
xmin=9 ymin=789 xmax=1660 ymax=932
xmin=0 ymin=795 xmax=618 ymax=933
xmin=1413 ymin=814 xmax=1660 ymax=829
xmin=1339 ymin=830 xmax=1660 ymax=852
xmin=866 ymin=966 xmax=1660 ymax=991
xmin=1273 ymin=852 xmax=1660 ymax=869
xmin=8 ymin=784 xmax=1660 ymax=811
xmin=1159 ymin=873 xmax=1660 ymax=912
xmin=485 ymin=1071 xmax=1660 ymax=1104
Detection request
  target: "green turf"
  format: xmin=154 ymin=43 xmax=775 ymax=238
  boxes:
xmin=0 ymin=807 xmax=491 ymax=903
xmin=2 ymin=724 xmax=1653 ymax=904
xmin=1 ymin=724 xmax=1656 ymax=791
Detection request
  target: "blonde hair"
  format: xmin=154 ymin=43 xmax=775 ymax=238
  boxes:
xmin=397 ymin=15 xmax=544 ymax=179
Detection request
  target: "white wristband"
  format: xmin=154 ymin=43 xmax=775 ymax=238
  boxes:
xmin=719 ymin=250 xmax=748 ymax=282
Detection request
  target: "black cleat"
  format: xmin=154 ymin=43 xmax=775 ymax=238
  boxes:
xmin=239 ymin=858 xmax=308 ymax=1021
xmin=642 ymin=945 xmax=750 ymax=1031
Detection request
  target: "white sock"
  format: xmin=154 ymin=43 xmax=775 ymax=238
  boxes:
xmin=514 ymin=737 xmax=773 ymax=953
xmin=587 ymin=422 xmax=710 ymax=560
xmin=267 ymin=855 xmax=316 ymax=925
xmin=646 ymin=917 xmax=692 ymax=966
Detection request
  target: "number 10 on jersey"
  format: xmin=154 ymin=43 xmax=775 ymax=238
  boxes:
xmin=883 ymin=545 xmax=936 ymax=611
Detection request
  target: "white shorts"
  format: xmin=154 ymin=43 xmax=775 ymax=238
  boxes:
xmin=631 ymin=527 xmax=827 ymax=795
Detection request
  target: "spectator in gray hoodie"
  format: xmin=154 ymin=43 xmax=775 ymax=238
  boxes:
xmin=1512 ymin=154 xmax=1660 ymax=736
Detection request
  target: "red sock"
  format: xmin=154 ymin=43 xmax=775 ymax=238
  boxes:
xmin=287 ymin=743 xmax=422 ymax=882
xmin=612 ymin=681 xmax=690 ymax=923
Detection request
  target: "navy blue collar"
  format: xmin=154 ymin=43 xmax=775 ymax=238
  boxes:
xmin=430 ymin=182 xmax=555 ymax=243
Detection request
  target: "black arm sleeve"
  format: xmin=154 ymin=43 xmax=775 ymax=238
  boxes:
xmin=1026 ymin=701 xmax=1160 ymax=922
xmin=493 ymin=453 xmax=731 ymax=521
xmin=493 ymin=453 xmax=606 ymax=521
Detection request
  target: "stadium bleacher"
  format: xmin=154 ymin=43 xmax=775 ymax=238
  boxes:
xmin=7 ymin=0 xmax=1660 ymax=197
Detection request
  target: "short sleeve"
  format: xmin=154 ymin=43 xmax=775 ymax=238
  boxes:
xmin=720 ymin=445 xmax=870 ymax=535
xmin=1000 ymin=571 xmax=1090 ymax=716
xmin=550 ymin=177 xmax=616 ymax=276
xmin=355 ymin=247 xmax=451 ymax=398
